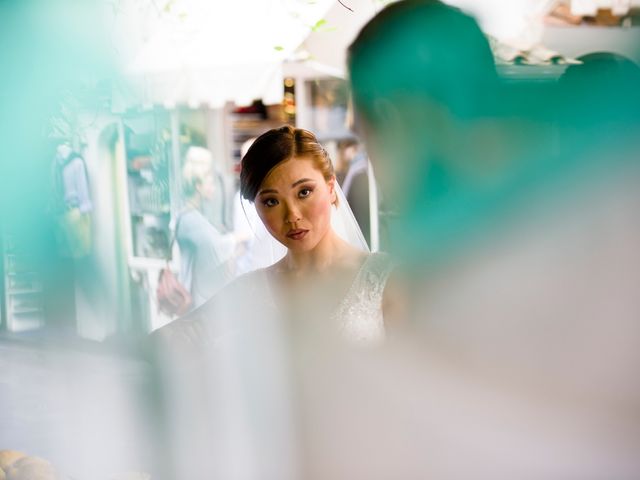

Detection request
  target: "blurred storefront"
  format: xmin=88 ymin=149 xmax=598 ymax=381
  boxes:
xmin=0 ymin=0 xmax=336 ymax=337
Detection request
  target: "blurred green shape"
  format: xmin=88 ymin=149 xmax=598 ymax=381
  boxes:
xmin=0 ymin=0 xmax=114 ymax=244
xmin=348 ymin=1 xmax=640 ymax=267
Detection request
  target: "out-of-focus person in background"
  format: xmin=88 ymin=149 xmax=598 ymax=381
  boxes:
xmin=334 ymin=138 xmax=357 ymax=185
xmin=50 ymin=143 xmax=93 ymax=260
xmin=176 ymin=146 xmax=236 ymax=310
xmin=42 ymin=142 xmax=94 ymax=333
xmin=349 ymin=0 xmax=499 ymax=225
xmin=337 ymin=137 xmax=371 ymax=246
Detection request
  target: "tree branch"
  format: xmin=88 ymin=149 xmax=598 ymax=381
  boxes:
xmin=338 ymin=0 xmax=354 ymax=12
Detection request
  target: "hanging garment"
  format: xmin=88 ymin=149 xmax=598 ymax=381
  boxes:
xmin=52 ymin=146 xmax=93 ymax=258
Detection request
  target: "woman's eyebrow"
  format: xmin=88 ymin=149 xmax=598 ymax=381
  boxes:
xmin=258 ymin=188 xmax=278 ymax=195
xmin=291 ymin=178 xmax=315 ymax=188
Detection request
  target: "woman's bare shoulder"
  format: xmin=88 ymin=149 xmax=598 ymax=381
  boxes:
xmin=336 ymin=239 xmax=369 ymax=270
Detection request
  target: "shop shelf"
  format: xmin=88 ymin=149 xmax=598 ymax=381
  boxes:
xmin=12 ymin=307 xmax=43 ymax=315
xmin=7 ymin=288 xmax=43 ymax=296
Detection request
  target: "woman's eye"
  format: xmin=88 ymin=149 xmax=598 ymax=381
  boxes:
xmin=263 ymin=198 xmax=279 ymax=207
xmin=298 ymin=188 xmax=313 ymax=198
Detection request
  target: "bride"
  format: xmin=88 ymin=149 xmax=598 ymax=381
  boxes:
xmin=157 ymin=125 xmax=396 ymax=346
xmin=237 ymin=125 xmax=394 ymax=344
xmin=151 ymin=126 xmax=396 ymax=479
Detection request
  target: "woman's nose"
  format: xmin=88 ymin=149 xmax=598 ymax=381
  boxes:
xmin=284 ymin=202 xmax=302 ymax=224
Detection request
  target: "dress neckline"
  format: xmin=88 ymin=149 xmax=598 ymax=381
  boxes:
xmin=339 ymin=253 xmax=375 ymax=303
xmin=260 ymin=252 xmax=375 ymax=314
xmin=331 ymin=252 xmax=384 ymax=317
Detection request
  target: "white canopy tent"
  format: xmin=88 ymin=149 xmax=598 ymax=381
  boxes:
xmin=111 ymin=0 xmax=640 ymax=108
xmin=294 ymin=0 xmax=640 ymax=77
xmin=290 ymin=0 xmax=384 ymax=79
xmin=114 ymin=0 xmax=335 ymax=109
xmin=292 ymin=0 xmax=559 ymax=78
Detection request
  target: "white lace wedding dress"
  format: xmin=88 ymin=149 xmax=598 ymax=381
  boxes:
xmin=332 ymin=252 xmax=393 ymax=344
xmin=156 ymin=251 xmax=394 ymax=347
xmin=249 ymin=251 xmax=394 ymax=345
xmin=152 ymin=251 xmax=394 ymax=480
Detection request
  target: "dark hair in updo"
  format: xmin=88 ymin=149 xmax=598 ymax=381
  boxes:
xmin=240 ymin=125 xmax=335 ymax=202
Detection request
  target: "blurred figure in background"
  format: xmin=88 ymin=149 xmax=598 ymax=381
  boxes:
xmin=42 ymin=142 xmax=94 ymax=333
xmin=349 ymin=1 xmax=499 ymax=227
xmin=176 ymin=146 xmax=236 ymax=310
xmin=338 ymin=138 xmax=371 ymax=246
xmin=334 ymin=138 xmax=355 ymax=186
xmin=50 ymin=143 xmax=93 ymax=260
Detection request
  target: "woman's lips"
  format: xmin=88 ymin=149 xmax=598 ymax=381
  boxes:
xmin=286 ymin=229 xmax=309 ymax=240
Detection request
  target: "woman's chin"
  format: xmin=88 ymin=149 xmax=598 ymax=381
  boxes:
xmin=285 ymin=241 xmax=313 ymax=252
xmin=282 ymin=237 xmax=317 ymax=253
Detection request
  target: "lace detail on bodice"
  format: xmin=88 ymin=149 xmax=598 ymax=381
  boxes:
xmin=332 ymin=252 xmax=394 ymax=344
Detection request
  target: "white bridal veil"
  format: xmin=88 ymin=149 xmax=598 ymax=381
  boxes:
xmin=332 ymin=181 xmax=370 ymax=252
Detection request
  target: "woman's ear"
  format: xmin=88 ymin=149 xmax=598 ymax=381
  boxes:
xmin=328 ymin=176 xmax=337 ymax=205
xmin=193 ymin=179 xmax=203 ymax=197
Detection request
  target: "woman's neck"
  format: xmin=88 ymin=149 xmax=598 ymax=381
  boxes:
xmin=281 ymin=229 xmax=351 ymax=275
xmin=186 ymin=195 xmax=201 ymax=210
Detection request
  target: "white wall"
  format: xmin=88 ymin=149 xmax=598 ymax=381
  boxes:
xmin=74 ymin=117 xmax=130 ymax=340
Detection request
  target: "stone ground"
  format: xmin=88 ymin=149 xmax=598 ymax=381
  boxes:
xmin=0 ymin=334 xmax=162 ymax=479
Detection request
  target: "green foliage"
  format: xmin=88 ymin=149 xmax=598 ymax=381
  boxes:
xmin=163 ymin=0 xmax=176 ymax=13
xmin=311 ymin=18 xmax=336 ymax=32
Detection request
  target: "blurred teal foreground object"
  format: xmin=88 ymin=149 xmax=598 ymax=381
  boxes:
xmin=348 ymin=0 xmax=640 ymax=267
xmin=0 ymin=0 xmax=113 ymax=234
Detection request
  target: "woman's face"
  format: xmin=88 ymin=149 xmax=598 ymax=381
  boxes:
xmin=255 ymin=157 xmax=336 ymax=252
xmin=196 ymin=172 xmax=215 ymax=200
